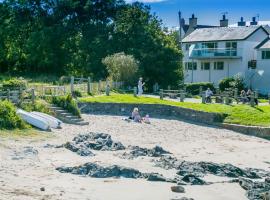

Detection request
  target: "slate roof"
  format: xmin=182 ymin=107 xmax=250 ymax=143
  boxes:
xmin=182 ymin=26 xmax=267 ymax=43
xmin=255 ymin=36 xmax=270 ymax=49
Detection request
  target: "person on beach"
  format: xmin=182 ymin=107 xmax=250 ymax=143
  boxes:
xmin=129 ymin=107 xmax=142 ymax=122
xmin=138 ymin=77 xmax=145 ymax=96
xmin=142 ymin=114 xmax=151 ymax=124
xmin=205 ymin=88 xmax=213 ymax=103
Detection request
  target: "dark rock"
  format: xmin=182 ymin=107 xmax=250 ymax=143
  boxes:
xmin=171 ymin=185 xmax=185 ymax=193
xmin=40 ymin=187 xmax=45 ymax=192
xmin=62 ymin=132 xmax=125 ymax=156
xmin=123 ymin=145 xmax=171 ymax=159
xmin=181 ymin=174 xmax=206 ymax=185
xmin=239 ymin=177 xmax=270 ymax=200
xmin=56 ymin=162 xmax=175 ymax=183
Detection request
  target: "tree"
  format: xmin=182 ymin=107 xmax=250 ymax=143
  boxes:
xmin=102 ymin=52 xmax=138 ymax=85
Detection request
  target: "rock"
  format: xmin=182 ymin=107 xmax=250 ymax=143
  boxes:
xmin=56 ymin=162 xmax=175 ymax=183
xmin=40 ymin=187 xmax=45 ymax=192
xmin=171 ymin=185 xmax=185 ymax=193
xmin=239 ymin=178 xmax=270 ymax=200
xmin=62 ymin=132 xmax=125 ymax=156
xmin=122 ymin=145 xmax=171 ymax=159
xmin=181 ymin=174 xmax=206 ymax=185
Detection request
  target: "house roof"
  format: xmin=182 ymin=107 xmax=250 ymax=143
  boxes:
xmin=182 ymin=26 xmax=268 ymax=43
xmin=255 ymin=36 xmax=270 ymax=49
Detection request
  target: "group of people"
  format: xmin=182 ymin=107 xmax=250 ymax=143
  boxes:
xmin=125 ymin=107 xmax=151 ymax=124
xmin=240 ymin=89 xmax=258 ymax=105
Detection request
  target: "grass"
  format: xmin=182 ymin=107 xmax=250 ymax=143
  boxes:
xmin=0 ymin=129 xmax=51 ymax=139
xmin=80 ymin=94 xmax=270 ymax=127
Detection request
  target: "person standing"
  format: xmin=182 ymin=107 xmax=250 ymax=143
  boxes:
xmin=138 ymin=77 xmax=145 ymax=96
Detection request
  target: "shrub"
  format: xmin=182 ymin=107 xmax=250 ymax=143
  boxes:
xmin=185 ymin=82 xmax=215 ymax=95
xmin=219 ymin=75 xmax=245 ymax=92
xmin=20 ymin=100 xmax=51 ymax=115
xmin=51 ymin=94 xmax=81 ymax=117
xmin=0 ymin=100 xmax=27 ymax=129
xmin=2 ymin=78 xmax=27 ymax=90
xmin=102 ymin=52 xmax=139 ymax=85
xmin=73 ymin=90 xmax=83 ymax=98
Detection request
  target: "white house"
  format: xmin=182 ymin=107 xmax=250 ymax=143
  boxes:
xmin=182 ymin=18 xmax=270 ymax=94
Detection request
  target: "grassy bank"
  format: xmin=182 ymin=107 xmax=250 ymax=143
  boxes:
xmin=80 ymin=94 xmax=270 ymax=127
xmin=0 ymin=129 xmax=48 ymax=139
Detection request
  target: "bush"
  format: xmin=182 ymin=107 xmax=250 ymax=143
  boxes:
xmin=219 ymin=75 xmax=245 ymax=92
xmin=73 ymin=90 xmax=83 ymax=98
xmin=20 ymin=100 xmax=51 ymax=115
xmin=102 ymin=52 xmax=139 ymax=85
xmin=185 ymin=82 xmax=215 ymax=95
xmin=2 ymin=78 xmax=27 ymax=90
xmin=0 ymin=100 xmax=27 ymax=129
xmin=51 ymin=94 xmax=81 ymax=117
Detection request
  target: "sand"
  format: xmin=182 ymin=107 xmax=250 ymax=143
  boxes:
xmin=0 ymin=114 xmax=269 ymax=200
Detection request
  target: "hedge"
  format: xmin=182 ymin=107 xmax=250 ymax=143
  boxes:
xmin=185 ymin=82 xmax=215 ymax=95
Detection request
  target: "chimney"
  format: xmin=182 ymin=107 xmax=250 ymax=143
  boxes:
xmin=220 ymin=14 xmax=228 ymax=27
xmin=189 ymin=14 xmax=197 ymax=28
xmin=250 ymin=17 xmax=258 ymax=25
xmin=238 ymin=17 xmax=246 ymax=26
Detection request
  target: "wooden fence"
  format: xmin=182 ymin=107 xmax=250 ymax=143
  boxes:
xmin=0 ymin=89 xmax=35 ymax=104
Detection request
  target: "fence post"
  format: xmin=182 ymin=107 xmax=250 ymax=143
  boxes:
xmin=180 ymin=90 xmax=185 ymax=102
xmin=105 ymin=84 xmax=110 ymax=96
xmin=201 ymin=93 xmax=206 ymax=104
xmin=71 ymin=76 xmax=75 ymax=96
xmin=7 ymin=89 xmax=10 ymax=101
xmin=87 ymin=77 xmax=91 ymax=94
xmin=225 ymin=92 xmax=230 ymax=105
xmin=133 ymin=87 xmax=137 ymax=97
xmin=255 ymin=90 xmax=258 ymax=99
xmin=98 ymin=80 xmax=101 ymax=93
xmin=250 ymin=92 xmax=255 ymax=107
xmin=234 ymin=88 xmax=238 ymax=104
xmin=160 ymin=89 xmax=164 ymax=100
xmin=19 ymin=87 xmax=23 ymax=105
xmin=199 ymin=86 xmax=203 ymax=96
xmin=31 ymin=88 xmax=35 ymax=104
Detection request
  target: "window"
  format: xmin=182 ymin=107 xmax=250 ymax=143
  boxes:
xmin=226 ymin=42 xmax=237 ymax=49
xmin=202 ymin=42 xmax=218 ymax=49
xmin=262 ymin=51 xmax=270 ymax=59
xmin=185 ymin=62 xmax=197 ymax=70
xmin=185 ymin=44 xmax=190 ymax=51
xmin=214 ymin=62 xmax=224 ymax=70
xmin=201 ymin=62 xmax=210 ymax=70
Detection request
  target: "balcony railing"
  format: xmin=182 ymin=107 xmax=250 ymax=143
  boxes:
xmin=189 ymin=48 xmax=242 ymax=59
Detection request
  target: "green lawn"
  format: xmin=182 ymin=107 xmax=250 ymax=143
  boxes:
xmin=0 ymin=129 xmax=49 ymax=138
xmin=80 ymin=94 xmax=270 ymax=127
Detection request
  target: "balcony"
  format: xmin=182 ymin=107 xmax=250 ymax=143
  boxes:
xmin=189 ymin=48 xmax=242 ymax=59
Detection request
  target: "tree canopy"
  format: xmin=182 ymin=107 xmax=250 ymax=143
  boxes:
xmin=0 ymin=0 xmax=182 ymax=88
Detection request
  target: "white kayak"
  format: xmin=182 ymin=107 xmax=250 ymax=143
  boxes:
xmin=31 ymin=111 xmax=62 ymax=129
xmin=17 ymin=109 xmax=51 ymax=131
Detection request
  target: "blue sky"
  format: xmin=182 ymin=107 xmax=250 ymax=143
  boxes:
xmin=126 ymin=0 xmax=270 ymax=28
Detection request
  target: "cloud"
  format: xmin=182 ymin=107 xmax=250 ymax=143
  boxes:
xmin=125 ymin=0 xmax=167 ymax=3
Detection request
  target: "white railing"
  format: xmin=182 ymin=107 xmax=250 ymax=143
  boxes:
xmin=189 ymin=48 xmax=242 ymax=58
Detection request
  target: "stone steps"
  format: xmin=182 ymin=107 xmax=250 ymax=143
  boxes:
xmin=49 ymin=104 xmax=89 ymax=126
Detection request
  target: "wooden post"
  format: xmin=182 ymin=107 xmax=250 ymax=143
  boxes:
xmin=87 ymin=77 xmax=91 ymax=94
xmin=225 ymin=92 xmax=230 ymax=105
xmin=160 ymin=89 xmax=164 ymax=100
xmin=250 ymin=92 xmax=255 ymax=107
xmin=255 ymin=90 xmax=258 ymax=99
xmin=199 ymin=86 xmax=203 ymax=96
xmin=180 ymin=90 xmax=185 ymax=102
xmin=7 ymin=89 xmax=10 ymax=101
xmin=19 ymin=87 xmax=23 ymax=105
xmin=105 ymin=84 xmax=110 ymax=96
xmin=98 ymin=80 xmax=101 ymax=93
xmin=71 ymin=76 xmax=75 ymax=95
xmin=133 ymin=87 xmax=137 ymax=97
xmin=201 ymin=93 xmax=206 ymax=104
xmin=234 ymin=88 xmax=238 ymax=104
xmin=31 ymin=88 xmax=35 ymax=104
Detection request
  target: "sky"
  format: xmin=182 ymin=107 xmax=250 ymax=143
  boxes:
xmin=126 ymin=0 xmax=270 ymax=28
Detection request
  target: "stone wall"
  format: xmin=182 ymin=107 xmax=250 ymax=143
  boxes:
xmin=79 ymin=103 xmax=225 ymax=124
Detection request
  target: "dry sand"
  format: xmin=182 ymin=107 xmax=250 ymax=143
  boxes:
xmin=0 ymin=114 xmax=269 ymax=200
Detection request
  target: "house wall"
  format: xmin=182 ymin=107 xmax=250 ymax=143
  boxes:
xmin=183 ymin=27 xmax=270 ymax=92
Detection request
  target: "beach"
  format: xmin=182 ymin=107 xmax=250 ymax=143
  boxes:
xmin=0 ymin=114 xmax=269 ymax=200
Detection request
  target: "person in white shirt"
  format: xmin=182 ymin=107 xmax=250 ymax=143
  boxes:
xmin=138 ymin=77 xmax=145 ymax=96
xmin=205 ymin=88 xmax=213 ymax=103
